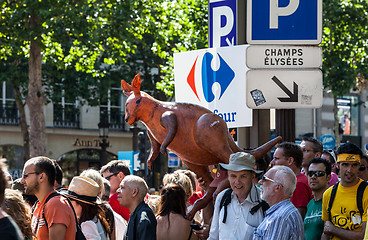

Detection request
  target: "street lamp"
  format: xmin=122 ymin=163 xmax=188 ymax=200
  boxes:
xmin=98 ymin=119 xmax=109 ymax=166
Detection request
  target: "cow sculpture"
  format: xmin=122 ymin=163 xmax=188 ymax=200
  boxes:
xmin=121 ymin=73 xmax=282 ymax=219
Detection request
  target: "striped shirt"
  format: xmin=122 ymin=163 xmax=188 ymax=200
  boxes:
xmin=253 ymin=199 xmax=305 ymax=240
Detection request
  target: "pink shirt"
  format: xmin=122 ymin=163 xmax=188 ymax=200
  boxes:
xmin=328 ymin=172 xmax=339 ymax=187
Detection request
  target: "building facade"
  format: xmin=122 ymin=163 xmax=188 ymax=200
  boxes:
xmin=0 ymin=81 xmax=133 ymax=184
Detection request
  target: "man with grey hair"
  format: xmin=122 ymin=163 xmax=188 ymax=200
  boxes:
xmin=253 ymin=165 xmax=304 ymax=240
xmin=208 ymin=152 xmax=268 ymax=240
xmin=117 ymin=175 xmax=156 ymax=240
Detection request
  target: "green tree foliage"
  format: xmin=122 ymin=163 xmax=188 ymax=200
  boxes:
xmin=1 ymin=0 xmax=208 ymax=100
xmin=0 ymin=0 xmax=208 ymax=156
xmin=151 ymin=0 xmax=208 ymax=97
xmin=321 ymin=0 xmax=368 ymax=146
xmin=322 ymin=0 xmax=368 ymax=96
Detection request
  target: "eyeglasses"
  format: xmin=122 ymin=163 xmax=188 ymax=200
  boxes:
xmin=22 ymin=172 xmax=40 ymax=179
xmin=307 ymin=170 xmax=326 ymax=177
xmin=359 ymin=165 xmax=367 ymax=171
xmin=261 ymin=175 xmax=284 ymax=187
xmin=105 ymin=172 xmax=118 ymax=180
xmin=302 ymin=149 xmax=315 ymax=153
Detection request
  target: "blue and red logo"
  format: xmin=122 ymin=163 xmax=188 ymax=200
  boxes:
xmin=187 ymin=52 xmax=235 ymax=102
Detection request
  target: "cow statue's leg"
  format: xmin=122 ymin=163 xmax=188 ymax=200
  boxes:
xmin=159 ymin=111 xmax=178 ymax=154
xmin=146 ymin=130 xmax=161 ymax=170
xmin=194 ymin=113 xmax=237 ymax=162
xmin=183 ymin=161 xmax=217 ymax=220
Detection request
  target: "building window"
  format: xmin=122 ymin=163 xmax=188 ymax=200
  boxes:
xmin=337 ymin=96 xmax=359 ymax=136
xmin=0 ymin=82 xmax=19 ymax=125
xmin=53 ymin=85 xmax=80 ymax=128
xmin=58 ymin=149 xmax=117 ymax=184
xmin=100 ymin=87 xmax=125 ymax=130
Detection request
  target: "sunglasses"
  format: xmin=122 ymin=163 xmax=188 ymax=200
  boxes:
xmin=307 ymin=170 xmax=326 ymax=177
xmin=359 ymin=165 xmax=367 ymax=171
xmin=22 ymin=172 xmax=40 ymax=179
xmin=105 ymin=172 xmax=118 ymax=180
xmin=261 ymin=175 xmax=284 ymax=187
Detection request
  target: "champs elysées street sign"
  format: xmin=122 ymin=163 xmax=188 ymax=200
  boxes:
xmin=246 ymin=45 xmax=322 ymax=69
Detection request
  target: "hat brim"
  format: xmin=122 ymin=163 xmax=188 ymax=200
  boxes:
xmin=219 ymin=163 xmax=263 ymax=174
xmin=61 ymin=190 xmax=100 ymax=205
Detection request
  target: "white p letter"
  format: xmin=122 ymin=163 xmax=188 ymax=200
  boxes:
xmin=270 ymin=0 xmax=300 ymax=29
xmin=213 ymin=6 xmax=234 ymax=47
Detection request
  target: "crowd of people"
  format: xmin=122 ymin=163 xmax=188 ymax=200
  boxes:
xmin=1 ymin=138 xmax=368 ymax=239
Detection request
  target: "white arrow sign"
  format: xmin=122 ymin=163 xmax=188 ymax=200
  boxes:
xmin=246 ymin=69 xmax=323 ymax=109
xmin=246 ymin=45 xmax=322 ymax=69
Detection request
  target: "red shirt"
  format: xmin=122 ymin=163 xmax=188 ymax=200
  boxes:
xmin=188 ymin=191 xmax=205 ymax=206
xmin=291 ymin=173 xmax=313 ymax=208
xmin=109 ymin=192 xmax=130 ymax=221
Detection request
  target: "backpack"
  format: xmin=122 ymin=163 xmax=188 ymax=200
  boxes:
xmin=219 ymin=188 xmax=269 ymax=223
xmin=327 ymin=181 xmax=368 ymax=221
xmin=31 ymin=192 xmax=87 ymax=240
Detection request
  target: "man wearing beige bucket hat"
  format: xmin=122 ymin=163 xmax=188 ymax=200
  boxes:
xmin=207 ymin=152 xmax=267 ymax=240
xmin=64 ymin=176 xmax=111 ymax=240
xmin=21 ymin=156 xmax=76 ymax=240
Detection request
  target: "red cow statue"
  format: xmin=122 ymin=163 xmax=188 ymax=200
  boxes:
xmin=121 ymin=73 xmax=282 ymax=219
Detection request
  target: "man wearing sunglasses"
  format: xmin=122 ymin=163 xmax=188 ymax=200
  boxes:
xmin=357 ymin=155 xmax=368 ymax=182
xmin=304 ymin=158 xmax=331 ymax=240
xmin=254 ymin=165 xmax=304 ymax=240
xmin=100 ymin=160 xmax=131 ymax=221
xmin=21 ymin=156 xmax=76 ymax=240
xmin=321 ymin=143 xmax=368 ymax=240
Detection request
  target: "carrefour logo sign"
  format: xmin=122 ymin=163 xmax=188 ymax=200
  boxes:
xmin=187 ymin=52 xmax=235 ymax=103
xmin=174 ymin=45 xmax=252 ymax=128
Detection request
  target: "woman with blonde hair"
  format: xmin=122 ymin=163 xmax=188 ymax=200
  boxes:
xmin=81 ymin=169 xmax=127 ymax=240
xmin=162 ymin=172 xmax=193 ymax=202
xmin=1 ymin=189 xmax=33 ymax=240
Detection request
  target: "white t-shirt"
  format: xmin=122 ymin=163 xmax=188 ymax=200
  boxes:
xmin=81 ymin=218 xmax=109 ymax=240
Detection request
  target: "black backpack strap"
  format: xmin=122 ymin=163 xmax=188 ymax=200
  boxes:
xmin=31 ymin=199 xmax=39 ymax=215
xmin=327 ymin=182 xmax=339 ymax=221
xmin=250 ymin=200 xmax=270 ymax=216
xmin=357 ymin=181 xmax=368 ymax=217
xmin=59 ymin=193 xmax=87 ymax=240
xmin=42 ymin=192 xmax=61 ymax=229
xmin=219 ymin=188 xmax=233 ymax=223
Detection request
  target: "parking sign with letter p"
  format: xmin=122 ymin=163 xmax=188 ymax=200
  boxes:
xmin=209 ymin=0 xmax=237 ymax=47
xmin=247 ymin=0 xmax=322 ymax=44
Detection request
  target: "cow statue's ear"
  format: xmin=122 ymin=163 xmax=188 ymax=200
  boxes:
xmin=132 ymin=73 xmax=141 ymax=96
xmin=121 ymin=80 xmax=133 ymax=96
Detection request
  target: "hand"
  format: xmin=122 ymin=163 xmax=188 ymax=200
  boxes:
xmin=193 ymin=224 xmax=210 ymax=240
xmin=323 ymin=221 xmax=334 ymax=235
xmin=197 ymin=177 xmax=208 ymax=191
